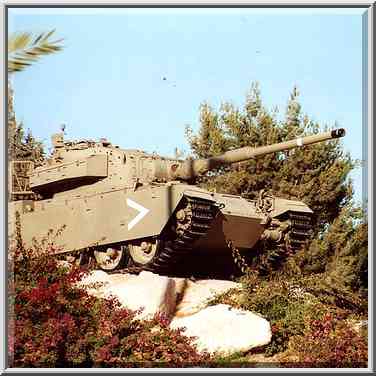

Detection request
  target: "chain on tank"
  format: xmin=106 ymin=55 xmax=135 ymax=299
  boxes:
xmin=228 ymin=211 xmax=313 ymax=274
xmin=228 ymin=240 xmax=250 ymax=274
xmin=107 ymin=209 xmax=313 ymax=276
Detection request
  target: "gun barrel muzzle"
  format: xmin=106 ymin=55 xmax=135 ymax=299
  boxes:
xmin=331 ymin=128 xmax=346 ymax=138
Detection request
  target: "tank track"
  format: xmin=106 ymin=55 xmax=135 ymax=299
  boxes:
xmin=253 ymin=211 xmax=314 ymax=274
xmin=145 ymin=196 xmax=217 ymax=274
xmin=107 ymin=196 xmax=217 ymax=276
xmin=286 ymin=211 xmax=313 ymax=251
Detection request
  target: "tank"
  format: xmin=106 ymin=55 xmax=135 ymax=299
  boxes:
xmin=9 ymin=128 xmax=346 ymax=276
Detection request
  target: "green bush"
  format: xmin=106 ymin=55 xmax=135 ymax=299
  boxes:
xmin=238 ymin=274 xmax=314 ymax=355
xmin=240 ymin=272 xmax=368 ymax=363
xmin=208 ymin=269 xmax=367 ymax=365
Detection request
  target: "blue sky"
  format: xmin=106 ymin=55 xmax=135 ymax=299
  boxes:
xmin=9 ymin=7 xmax=366 ymax=204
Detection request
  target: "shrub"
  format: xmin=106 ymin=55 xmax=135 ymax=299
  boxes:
xmin=213 ymin=271 xmax=367 ymax=363
xmin=238 ymin=274 xmax=316 ymax=355
xmin=8 ymin=239 xmax=212 ymax=367
xmin=284 ymin=313 xmax=368 ymax=367
xmin=285 ymin=205 xmax=368 ymax=297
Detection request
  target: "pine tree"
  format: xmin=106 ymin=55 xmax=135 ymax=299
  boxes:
xmin=186 ymin=83 xmax=354 ymax=231
xmin=186 ymin=83 xmax=364 ymax=282
xmin=8 ymin=84 xmax=44 ymax=165
xmin=310 ymin=205 xmax=367 ymax=294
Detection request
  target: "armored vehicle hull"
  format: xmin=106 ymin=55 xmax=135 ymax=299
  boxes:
xmin=9 ymin=129 xmax=344 ymax=276
xmin=9 ymin=183 xmax=312 ymax=275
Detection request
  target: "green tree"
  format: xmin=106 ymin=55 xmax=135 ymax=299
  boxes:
xmin=186 ymin=82 xmax=354 ymax=231
xmin=8 ymin=84 xmax=44 ymax=164
xmin=186 ymin=83 xmax=366 ymax=281
xmin=296 ymin=205 xmax=368 ymax=295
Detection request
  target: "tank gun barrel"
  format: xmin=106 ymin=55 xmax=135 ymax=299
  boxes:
xmin=172 ymin=128 xmax=345 ymax=180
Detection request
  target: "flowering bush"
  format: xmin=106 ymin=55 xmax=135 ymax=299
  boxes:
xmin=284 ymin=313 xmax=368 ymax=367
xmin=8 ymin=239 xmax=212 ymax=367
xmin=208 ymin=270 xmax=368 ymax=366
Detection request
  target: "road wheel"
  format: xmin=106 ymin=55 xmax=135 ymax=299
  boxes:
xmin=94 ymin=245 xmax=127 ymax=271
xmin=127 ymin=238 xmax=162 ymax=267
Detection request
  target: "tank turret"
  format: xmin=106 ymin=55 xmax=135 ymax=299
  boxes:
xmin=25 ymin=128 xmax=346 ymax=199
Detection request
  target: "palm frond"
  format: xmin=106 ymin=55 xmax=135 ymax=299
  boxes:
xmin=8 ymin=30 xmax=64 ymax=73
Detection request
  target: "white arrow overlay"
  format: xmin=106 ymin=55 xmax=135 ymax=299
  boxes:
xmin=126 ymin=198 xmax=150 ymax=231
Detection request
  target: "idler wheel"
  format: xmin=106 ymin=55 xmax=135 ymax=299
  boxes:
xmin=128 ymin=238 xmax=162 ymax=266
xmin=94 ymin=245 xmax=127 ymax=271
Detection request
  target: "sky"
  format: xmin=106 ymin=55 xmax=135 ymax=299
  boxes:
xmin=8 ymin=7 xmax=367 ymax=204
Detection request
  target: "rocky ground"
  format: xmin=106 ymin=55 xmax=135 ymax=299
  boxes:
xmin=77 ymin=269 xmax=272 ymax=358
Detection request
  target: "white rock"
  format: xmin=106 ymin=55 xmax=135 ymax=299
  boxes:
xmin=173 ymin=277 xmax=189 ymax=296
xmin=79 ymin=270 xmax=177 ymax=320
xmin=78 ymin=270 xmax=112 ymax=286
xmin=106 ymin=271 xmax=176 ymax=320
xmin=174 ymin=279 xmax=242 ymax=317
xmin=108 ymin=273 xmax=134 ymax=285
xmin=76 ymin=270 xmax=112 ymax=298
xmin=170 ymin=304 xmax=271 ymax=356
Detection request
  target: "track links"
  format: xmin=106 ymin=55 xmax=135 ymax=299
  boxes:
xmin=146 ymin=196 xmax=217 ymax=273
xmin=287 ymin=211 xmax=313 ymax=251
xmin=106 ymin=196 xmax=217 ymax=275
